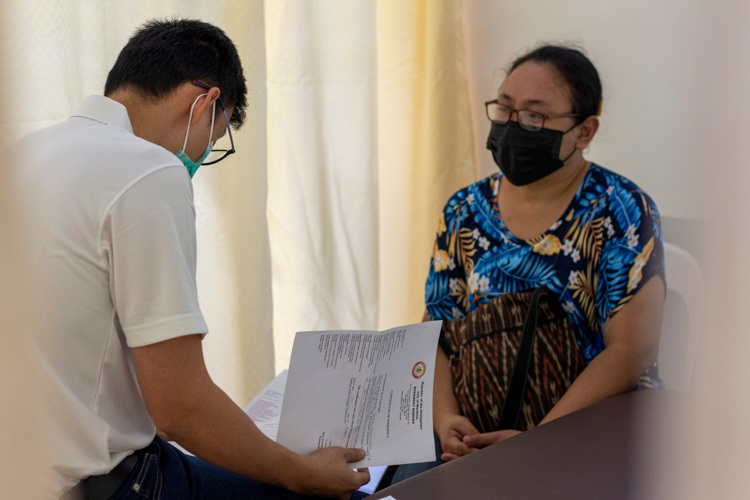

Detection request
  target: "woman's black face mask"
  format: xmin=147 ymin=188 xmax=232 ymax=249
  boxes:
xmin=486 ymin=121 xmax=578 ymax=186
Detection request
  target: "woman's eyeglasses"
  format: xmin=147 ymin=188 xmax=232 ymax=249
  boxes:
xmin=485 ymin=100 xmax=579 ymax=132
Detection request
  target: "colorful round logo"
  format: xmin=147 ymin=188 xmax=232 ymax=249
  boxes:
xmin=412 ymin=361 xmax=426 ymax=379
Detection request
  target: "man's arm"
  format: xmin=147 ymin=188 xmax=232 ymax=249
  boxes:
xmin=131 ymin=335 xmax=369 ymax=499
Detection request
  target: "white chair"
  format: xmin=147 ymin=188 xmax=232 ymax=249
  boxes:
xmin=658 ymin=241 xmax=704 ymax=392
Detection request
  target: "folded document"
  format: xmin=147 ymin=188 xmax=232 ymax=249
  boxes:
xmin=245 ymin=322 xmax=442 ymax=468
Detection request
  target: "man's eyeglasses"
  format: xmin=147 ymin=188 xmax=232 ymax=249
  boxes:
xmin=192 ymin=80 xmax=236 ymax=165
xmin=485 ymin=100 xmax=579 ymax=132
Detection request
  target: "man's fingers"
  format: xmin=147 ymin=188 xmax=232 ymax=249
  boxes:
xmin=441 ymin=452 xmax=460 ymax=462
xmin=353 ymin=468 xmax=370 ymax=486
xmin=342 ymin=447 xmax=367 ymax=463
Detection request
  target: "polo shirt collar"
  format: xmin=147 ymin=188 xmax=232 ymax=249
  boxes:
xmin=71 ymin=95 xmax=134 ymax=134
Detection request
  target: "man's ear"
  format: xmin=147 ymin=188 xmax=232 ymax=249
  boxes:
xmin=574 ymin=115 xmax=599 ymax=150
xmin=189 ymin=87 xmax=221 ymax=126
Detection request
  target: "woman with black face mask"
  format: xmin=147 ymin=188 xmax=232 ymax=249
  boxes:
xmin=387 ymin=45 xmax=666 ymax=486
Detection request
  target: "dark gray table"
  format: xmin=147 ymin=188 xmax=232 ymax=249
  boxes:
xmin=367 ymin=390 xmax=688 ymax=500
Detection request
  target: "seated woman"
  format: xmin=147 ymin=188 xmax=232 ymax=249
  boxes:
xmin=391 ymin=44 xmax=665 ymax=484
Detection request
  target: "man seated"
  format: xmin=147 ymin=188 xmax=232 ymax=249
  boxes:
xmin=13 ymin=18 xmax=369 ymax=500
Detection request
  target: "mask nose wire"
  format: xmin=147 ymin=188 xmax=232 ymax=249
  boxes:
xmin=183 ymin=93 xmax=209 ymax=152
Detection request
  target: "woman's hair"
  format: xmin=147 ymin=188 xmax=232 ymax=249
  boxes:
xmin=509 ymin=45 xmax=602 ymax=122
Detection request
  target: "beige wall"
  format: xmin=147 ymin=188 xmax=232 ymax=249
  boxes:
xmin=463 ymin=0 xmax=703 ymax=220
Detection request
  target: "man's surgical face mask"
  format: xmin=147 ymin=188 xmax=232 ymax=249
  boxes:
xmin=176 ymin=93 xmax=215 ymax=178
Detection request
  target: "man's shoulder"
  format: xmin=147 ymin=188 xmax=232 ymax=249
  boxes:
xmin=15 ymin=116 xmax=185 ymax=186
xmin=12 ymin=117 xmax=190 ymax=226
xmin=74 ymin=116 xmax=183 ymax=171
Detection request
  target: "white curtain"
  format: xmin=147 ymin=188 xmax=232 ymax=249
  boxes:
xmin=266 ymin=0 xmax=477 ymax=371
xmin=265 ymin=0 xmax=381 ymax=371
xmin=1 ymin=0 xmax=275 ymax=405
xmin=0 ymin=0 xmax=476 ymax=406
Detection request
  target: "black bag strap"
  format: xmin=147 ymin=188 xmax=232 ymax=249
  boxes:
xmin=497 ymin=285 xmax=552 ymax=430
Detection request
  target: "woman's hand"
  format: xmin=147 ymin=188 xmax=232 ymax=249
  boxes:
xmin=435 ymin=414 xmax=480 ymax=462
xmin=462 ymin=429 xmax=522 ymax=451
xmin=440 ymin=427 xmax=523 ymax=461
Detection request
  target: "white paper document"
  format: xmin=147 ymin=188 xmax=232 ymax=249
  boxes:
xmin=276 ymin=321 xmax=442 ymax=468
xmin=243 ymin=369 xmax=288 ymax=441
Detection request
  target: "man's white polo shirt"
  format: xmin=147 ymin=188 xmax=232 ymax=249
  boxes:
xmin=13 ymin=95 xmax=208 ymax=497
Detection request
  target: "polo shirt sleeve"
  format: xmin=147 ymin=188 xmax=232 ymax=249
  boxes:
xmin=104 ymin=165 xmax=208 ymax=348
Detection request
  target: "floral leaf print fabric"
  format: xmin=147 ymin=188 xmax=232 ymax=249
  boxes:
xmin=425 ymin=165 xmax=665 ymax=364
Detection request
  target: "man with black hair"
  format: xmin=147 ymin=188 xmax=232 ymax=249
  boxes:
xmin=13 ymin=19 xmax=369 ymax=500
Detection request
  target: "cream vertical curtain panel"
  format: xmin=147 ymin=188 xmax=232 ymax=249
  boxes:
xmin=264 ymin=0 xmax=381 ymax=372
xmin=265 ymin=0 xmax=476 ymax=372
xmin=376 ymin=0 xmax=477 ymax=330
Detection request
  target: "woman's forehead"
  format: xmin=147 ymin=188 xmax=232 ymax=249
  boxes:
xmin=498 ymin=61 xmax=571 ymax=109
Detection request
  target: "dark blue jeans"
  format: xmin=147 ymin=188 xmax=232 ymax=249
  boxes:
xmin=109 ymin=436 xmax=368 ymax=500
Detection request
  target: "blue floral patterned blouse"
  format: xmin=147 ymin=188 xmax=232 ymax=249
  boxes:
xmin=425 ymin=164 xmax=665 ymax=364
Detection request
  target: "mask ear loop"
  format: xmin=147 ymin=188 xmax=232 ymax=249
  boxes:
xmin=561 ymin=144 xmax=578 ymax=164
xmin=208 ymin=100 xmax=216 ymax=147
xmin=561 ymin=120 xmax=582 ymax=164
xmin=183 ymin=93 xmax=209 ymax=152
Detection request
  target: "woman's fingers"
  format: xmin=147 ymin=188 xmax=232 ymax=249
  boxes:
xmin=463 ymin=429 xmax=522 ymax=449
xmin=441 ymin=434 xmax=472 ymax=456
xmin=452 ymin=416 xmax=480 ymax=437
xmin=437 ymin=414 xmax=483 ymax=458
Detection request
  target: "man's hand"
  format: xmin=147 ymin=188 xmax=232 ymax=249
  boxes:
xmin=290 ymin=447 xmax=370 ymax=500
xmin=462 ymin=429 xmax=522 ymax=451
xmin=133 ymin=335 xmax=368 ymax=497
xmin=436 ymin=414 xmax=481 ymax=462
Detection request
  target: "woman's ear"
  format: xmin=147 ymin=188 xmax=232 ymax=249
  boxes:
xmin=574 ymin=115 xmax=599 ymax=150
xmin=189 ymin=87 xmax=221 ymax=126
